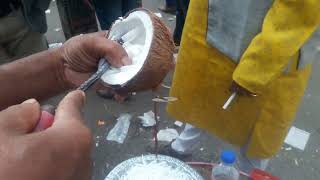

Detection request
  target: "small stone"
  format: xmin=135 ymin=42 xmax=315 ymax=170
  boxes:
xmin=285 ymin=147 xmax=292 ymax=151
xmin=200 ymin=148 xmax=204 ymax=151
xmin=95 ymin=142 xmax=99 ymax=147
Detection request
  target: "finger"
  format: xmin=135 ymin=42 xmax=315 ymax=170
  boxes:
xmin=53 ymin=90 xmax=86 ymax=128
xmin=96 ymin=38 xmax=132 ymax=68
xmin=0 ymin=99 xmax=41 ymax=135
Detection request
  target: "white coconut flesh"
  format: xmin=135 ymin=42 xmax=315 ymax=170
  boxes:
xmin=101 ymin=11 xmax=153 ymax=86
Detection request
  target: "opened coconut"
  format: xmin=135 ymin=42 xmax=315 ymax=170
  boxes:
xmin=100 ymin=9 xmax=175 ymax=96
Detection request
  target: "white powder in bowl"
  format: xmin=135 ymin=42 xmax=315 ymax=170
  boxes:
xmin=119 ymin=160 xmax=194 ymax=180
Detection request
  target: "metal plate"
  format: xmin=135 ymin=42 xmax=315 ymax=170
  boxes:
xmin=105 ymin=154 xmax=204 ymax=180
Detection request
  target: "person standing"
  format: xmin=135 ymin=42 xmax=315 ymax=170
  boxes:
xmin=56 ymin=0 xmax=99 ymax=39
xmin=93 ymin=0 xmax=138 ymax=30
xmin=0 ymin=0 xmax=50 ymax=64
xmin=164 ymin=0 xmax=320 ymax=173
xmin=158 ymin=0 xmax=176 ymax=14
xmin=173 ymin=0 xmax=189 ymax=46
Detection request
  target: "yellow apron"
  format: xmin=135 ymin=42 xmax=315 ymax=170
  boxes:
xmin=167 ymin=0 xmax=319 ymax=158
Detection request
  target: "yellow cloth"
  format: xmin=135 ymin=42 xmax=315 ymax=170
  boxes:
xmin=167 ymin=0 xmax=319 ymax=158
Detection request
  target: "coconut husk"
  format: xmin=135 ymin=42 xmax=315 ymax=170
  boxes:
xmin=103 ymin=9 xmax=175 ymax=95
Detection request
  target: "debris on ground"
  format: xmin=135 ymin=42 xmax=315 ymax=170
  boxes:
xmin=138 ymin=111 xmax=157 ymax=127
xmin=161 ymin=84 xmax=171 ymax=89
xmin=45 ymin=9 xmax=51 ymax=14
xmin=294 ymin=159 xmax=299 ymax=166
xmin=152 ymin=97 xmax=178 ymax=103
xmin=54 ymin=28 xmax=62 ymax=32
xmin=103 ymin=104 xmax=108 ymax=111
xmin=97 ymin=120 xmax=106 ymax=126
xmin=174 ymin=53 xmax=178 ymax=63
xmin=284 ymin=147 xmax=292 ymax=151
xmin=168 ymin=17 xmax=175 ymax=21
xmin=285 ymin=126 xmax=310 ymax=151
xmin=154 ymin=12 xmax=162 ymax=18
xmin=174 ymin=121 xmax=184 ymax=127
xmin=48 ymin=43 xmax=63 ymax=49
xmin=106 ymin=113 xmax=132 ymax=144
xmin=200 ymin=148 xmax=204 ymax=151
xmin=157 ymin=128 xmax=179 ymax=142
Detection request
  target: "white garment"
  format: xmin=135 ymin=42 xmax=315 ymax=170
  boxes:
xmin=171 ymin=124 xmax=202 ymax=154
xmin=171 ymin=123 xmax=269 ymax=173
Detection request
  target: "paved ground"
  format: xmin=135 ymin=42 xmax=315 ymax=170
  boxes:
xmin=45 ymin=0 xmax=320 ymax=179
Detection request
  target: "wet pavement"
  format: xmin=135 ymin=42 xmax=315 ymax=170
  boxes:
xmin=44 ymin=0 xmax=320 ymax=179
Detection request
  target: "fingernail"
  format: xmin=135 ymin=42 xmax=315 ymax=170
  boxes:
xmin=121 ymin=57 xmax=132 ymax=65
xmin=79 ymin=90 xmax=86 ymax=104
xmin=22 ymin=99 xmax=37 ymax=104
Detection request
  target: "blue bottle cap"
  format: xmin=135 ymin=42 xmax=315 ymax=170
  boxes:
xmin=221 ymin=150 xmax=236 ymax=164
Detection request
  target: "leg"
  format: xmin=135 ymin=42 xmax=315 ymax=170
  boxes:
xmin=122 ymin=0 xmax=138 ymax=15
xmin=173 ymin=0 xmax=190 ymax=45
xmin=166 ymin=0 xmax=177 ymax=7
xmin=171 ymin=123 xmax=202 ymax=155
xmin=238 ymin=146 xmax=270 ymax=173
xmin=93 ymin=0 xmax=122 ymax=30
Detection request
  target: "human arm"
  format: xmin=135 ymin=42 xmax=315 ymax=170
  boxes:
xmin=0 ymin=32 xmax=130 ymax=110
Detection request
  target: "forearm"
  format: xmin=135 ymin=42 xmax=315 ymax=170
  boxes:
xmin=0 ymin=48 xmax=72 ymax=110
xmin=233 ymin=0 xmax=320 ymax=93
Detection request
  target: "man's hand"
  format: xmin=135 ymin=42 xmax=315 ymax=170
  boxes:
xmin=61 ymin=32 xmax=131 ymax=87
xmin=230 ymin=81 xmax=257 ymax=97
xmin=0 ymin=91 xmax=92 ymax=180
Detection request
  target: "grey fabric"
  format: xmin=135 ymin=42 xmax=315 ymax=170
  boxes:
xmin=206 ymin=0 xmax=317 ymax=70
xmin=207 ymin=0 xmax=273 ymax=63
xmin=300 ymin=28 xmax=320 ymax=68
xmin=20 ymin=0 xmax=51 ymax=33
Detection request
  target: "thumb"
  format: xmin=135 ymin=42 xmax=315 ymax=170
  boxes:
xmin=53 ymin=90 xmax=86 ymax=129
xmin=0 ymin=99 xmax=41 ymax=135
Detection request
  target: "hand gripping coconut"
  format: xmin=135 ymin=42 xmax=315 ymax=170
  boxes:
xmin=100 ymin=9 xmax=175 ymax=98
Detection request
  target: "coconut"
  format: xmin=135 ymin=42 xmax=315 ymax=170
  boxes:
xmin=100 ymin=9 xmax=175 ymax=95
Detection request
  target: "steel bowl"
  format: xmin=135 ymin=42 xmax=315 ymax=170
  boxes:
xmin=105 ymin=154 xmax=204 ymax=180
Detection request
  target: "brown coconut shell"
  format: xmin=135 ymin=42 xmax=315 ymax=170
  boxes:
xmin=104 ymin=8 xmax=175 ymax=95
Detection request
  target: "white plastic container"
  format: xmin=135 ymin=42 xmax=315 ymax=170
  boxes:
xmin=212 ymin=150 xmax=240 ymax=180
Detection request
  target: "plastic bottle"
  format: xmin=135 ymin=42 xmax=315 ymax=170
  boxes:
xmin=211 ymin=150 xmax=240 ymax=180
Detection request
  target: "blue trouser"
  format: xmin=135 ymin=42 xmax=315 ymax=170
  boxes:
xmin=174 ymin=0 xmax=190 ymax=45
xmin=93 ymin=0 xmax=137 ymax=30
xmin=166 ymin=0 xmax=176 ymax=7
